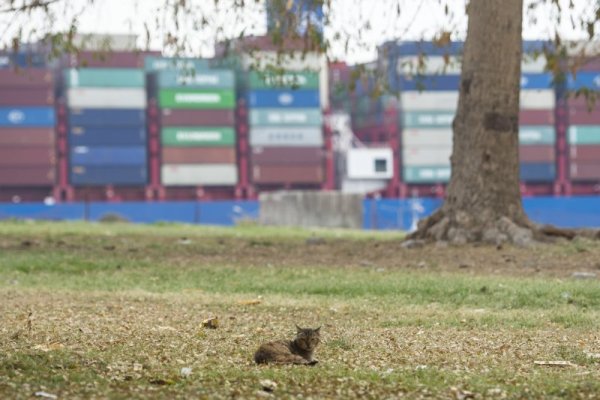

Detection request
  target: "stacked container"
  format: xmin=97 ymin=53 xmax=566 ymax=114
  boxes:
xmin=155 ymin=66 xmax=237 ymax=186
xmin=65 ymin=68 xmax=148 ymax=185
xmin=247 ymin=70 xmax=325 ymax=185
xmin=567 ymin=71 xmax=600 ymax=183
xmin=0 ymin=68 xmax=56 ymax=190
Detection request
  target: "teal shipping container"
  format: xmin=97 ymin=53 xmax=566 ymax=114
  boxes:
xmin=64 ymin=68 xmax=145 ymax=88
xmin=157 ymin=70 xmax=235 ymax=89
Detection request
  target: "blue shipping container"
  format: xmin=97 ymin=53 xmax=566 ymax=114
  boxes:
xmin=247 ymin=89 xmax=320 ymax=108
xmin=520 ymin=73 xmax=553 ymax=89
xmin=69 ymin=126 xmax=147 ymax=147
xmin=0 ymin=52 xmax=46 ymax=69
xmin=0 ymin=107 xmax=55 ymax=127
xmin=70 ymin=146 xmax=147 ymax=166
xmin=68 ymin=109 xmax=146 ymax=127
xmin=400 ymin=75 xmax=460 ymax=91
xmin=395 ymin=41 xmax=464 ymax=56
xmin=567 ymin=72 xmax=600 ymax=91
xmin=70 ymin=165 xmax=147 ymax=186
xmin=520 ymin=162 xmax=555 ymax=182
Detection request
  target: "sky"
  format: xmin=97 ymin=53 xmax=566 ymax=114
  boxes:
xmin=1 ymin=0 xmax=597 ymax=64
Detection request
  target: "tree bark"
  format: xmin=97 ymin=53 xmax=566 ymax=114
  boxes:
xmin=409 ymin=0 xmax=538 ymax=245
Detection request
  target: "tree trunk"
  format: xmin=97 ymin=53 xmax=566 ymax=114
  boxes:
xmin=409 ymin=0 xmax=538 ymax=245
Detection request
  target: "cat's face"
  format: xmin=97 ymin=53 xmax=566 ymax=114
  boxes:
xmin=295 ymin=326 xmax=321 ymax=351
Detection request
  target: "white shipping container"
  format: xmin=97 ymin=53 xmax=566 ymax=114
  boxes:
xmin=250 ymin=127 xmax=323 ymax=147
xmin=402 ymin=146 xmax=452 ymax=166
xmin=346 ymin=148 xmax=394 ymax=180
xmin=401 ymin=91 xmax=459 ymax=111
xmin=74 ymin=33 xmax=138 ymax=51
xmin=161 ymin=164 xmax=238 ymax=186
xmin=397 ymin=55 xmax=546 ymax=75
xmin=341 ymin=178 xmax=388 ymax=194
xmin=520 ymin=89 xmax=555 ymax=109
xmin=242 ymin=51 xmax=329 ymax=109
xmin=67 ymin=88 xmax=147 ymax=109
xmin=402 ymin=129 xmax=453 ymax=147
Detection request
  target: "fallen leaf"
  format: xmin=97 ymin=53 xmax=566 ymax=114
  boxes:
xmin=237 ymin=299 xmax=262 ymax=306
xmin=149 ymin=378 xmax=175 ymax=385
xmin=534 ymin=360 xmax=578 ymax=367
xmin=34 ymin=392 xmax=57 ymax=399
xmin=202 ymin=317 xmax=219 ymax=329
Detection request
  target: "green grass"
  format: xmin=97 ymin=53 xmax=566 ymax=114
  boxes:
xmin=1 ymin=220 xmax=600 ymax=399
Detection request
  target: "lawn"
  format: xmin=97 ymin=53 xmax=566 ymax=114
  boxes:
xmin=1 ymin=220 xmax=600 ymax=399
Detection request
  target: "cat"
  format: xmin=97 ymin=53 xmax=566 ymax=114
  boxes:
xmin=254 ymin=325 xmax=321 ymax=365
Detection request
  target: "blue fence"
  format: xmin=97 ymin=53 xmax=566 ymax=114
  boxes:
xmin=1 ymin=197 xmax=599 ymax=230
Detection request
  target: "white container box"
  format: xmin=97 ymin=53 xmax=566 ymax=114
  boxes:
xmin=250 ymin=127 xmax=323 ymax=147
xmin=67 ymin=88 xmax=147 ymax=109
xmin=346 ymin=147 xmax=394 ymax=179
xmin=402 ymin=129 xmax=453 ymax=147
xmin=161 ymin=164 xmax=238 ymax=186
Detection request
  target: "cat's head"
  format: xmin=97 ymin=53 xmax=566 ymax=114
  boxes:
xmin=294 ymin=325 xmax=321 ymax=351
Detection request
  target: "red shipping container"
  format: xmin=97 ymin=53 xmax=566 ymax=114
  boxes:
xmin=519 ymin=110 xmax=554 ymax=125
xmin=569 ymin=108 xmax=600 ymax=125
xmin=567 ymin=97 xmax=600 ymax=111
xmin=519 ymin=145 xmax=555 ymax=163
xmin=162 ymin=147 xmax=236 ymax=164
xmin=62 ymin=50 xmax=160 ymax=68
xmin=252 ymin=164 xmax=323 ymax=184
xmin=570 ymin=145 xmax=600 ymax=162
xmin=0 ymin=128 xmax=54 ymax=146
xmin=251 ymin=146 xmax=324 ymax=165
xmin=0 ymin=147 xmax=55 ymax=166
xmin=0 ymin=88 xmax=54 ymax=106
xmin=576 ymin=57 xmax=600 ymax=72
xmin=0 ymin=69 xmax=53 ymax=88
xmin=570 ymin=162 xmax=600 ymax=180
xmin=161 ymin=109 xmax=236 ymax=126
xmin=0 ymin=166 xmax=55 ymax=185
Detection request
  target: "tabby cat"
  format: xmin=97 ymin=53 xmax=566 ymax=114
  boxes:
xmin=254 ymin=325 xmax=321 ymax=365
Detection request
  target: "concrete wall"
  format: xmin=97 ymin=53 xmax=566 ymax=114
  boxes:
xmin=259 ymin=191 xmax=363 ymax=229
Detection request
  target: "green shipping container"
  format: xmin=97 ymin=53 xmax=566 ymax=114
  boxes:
xmin=161 ymin=127 xmax=236 ymax=147
xmin=159 ymin=89 xmax=235 ymax=109
xmin=403 ymin=111 xmax=455 ymax=128
xmin=64 ymin=68 xmax=145 ymax=88
xmin=249 ymin=109 xmax=322 ymax=126
xmin=157 ymin=70 xmax=235 ymax=89
xmin=519 ymin=126 xmax=556 ymax=145
xmin=568 ymin=126 xmax=600 ymax=144
xmin=403 ymin=165 xmax=451 ymax=183
xmin=248 ymin=71 xmax=319 ymax=89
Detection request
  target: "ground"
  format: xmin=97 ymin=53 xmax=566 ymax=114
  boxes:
xmin=1 ymin=221 xmax=600 ymax=399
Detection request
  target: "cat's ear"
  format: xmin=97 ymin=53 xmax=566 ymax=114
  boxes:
xmin=296 ymin=324 xmax=302 ymax=332
xmin=315 ymin=326 xmax=321 ymax=332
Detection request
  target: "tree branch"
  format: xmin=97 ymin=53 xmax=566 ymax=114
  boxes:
xmin=0 ymin=0 xmax=61 ymax=14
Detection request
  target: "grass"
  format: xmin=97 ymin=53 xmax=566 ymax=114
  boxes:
xmin=1 ymin=220 xmax=600 ymax=399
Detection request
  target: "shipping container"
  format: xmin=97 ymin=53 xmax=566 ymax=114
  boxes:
xmin=252 ymin=165 xmax=323 ymax=184
xmin=68 ymin=108 xmax=146 ymax=126
xmin=396 ymin=56 xmax=463 ymax=75
xmin=69 ymin=126 xmax=146 ymax=146
xmin=0 ymin=51 xmax=46 ymax=69
xmin=158 ymin=88 xmax=235 ymax=109
xmin=161 ymin=109 xmax=235 ymax=126
xmin=248 ymin=70 xmax=320 ymax=89
xmin=394 ymin=41 xmax=464 ymax=56
xmin=519 ymin=110 xmax=555 ymax=125
xmin=157 ymin=70 xmax=235 ymax=89
xmin=399 ymin=75 xmax=459 ymax=91
xmin=519 ymin=126 xmax=556 ymax=145
xmin=0 ymin=88 xmax=54 ymax=106
xmin=519 ymin=145 xmax=555 ymax=163
xmin=70 ymin=165 xmax=147 ymax=185
xmin=251 ymin=146 xmax=323 ymax=165
xmin=70 ymin=146 xmax=147 ymax=166
xmin=247 ymin=89 xmax=320 ymax=108
xmin=403 ymin=165 xmax=451 ymax=183
xmin=73 ymin=33 xmax=138 ymax=51
xmin=346 ymin=148 xmax=394 ymax=179
xmin=570 ymin=162 xmax=600 ymax=180
xmin=62 ymin=51 xmax=157 ymax=68
xmin=144 ymin=56 xmax=211 ymax=72
xmin=400 ymin=92 xmax=458 ymax=111
xmin=567 ymin=72 xmax=600 ymax=90
xmin=520 ymin=162 xmax=556 ymax=181
xmin=250 ymin=126 xmax=323 ymax=146
xmin=569 ymin=145 xmax=600 ymax=162
xmin=162 ymin=147 xmax=236 ymax=164
xmin=519 ymin=74 xmax=553 ymax=89
xmin=0 ymin=147 xmax=55 ymax=166
xmin=161 ymin=164 xmax=238 ymax=185
xmin=67 ymin=88 xmax=147 ymax=109
xmin=402 ymin=146 xmax=452 ymax=166
xmin=161 ymin=127 xmax=235 ymax=147
xmin=0 ymin=107 xmax=55 ymax=127
xmin=241 ymin=51 xmax=325 ymax=71
xmin=568 ymin=108 xmax=600 ymax=125
xmin=568 ymin=126 xmax=600 ymax=144
xmin=402 ymin=129 xmax=453 ymax=147
xmin=64 ymin=68 xmax=145 ymax=88
xmin=567 ymin=97 xmax=600 ymax=110
xmin=520 ymin=90 xmax=555 ymax=109
xmin=0 ymin=166 xmax=55 ymax=185
xmin=402 ymin=111 xmax=454 ymax=128
xmin=0 ymin=128 xmax=54 ymax=146
xmin=249 ymin=108 xmax=323 ymax=126
xmin=0 ymin=69 xmax=53 ymax=87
